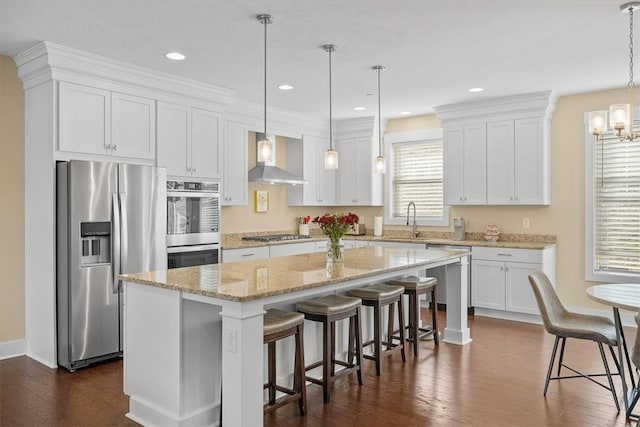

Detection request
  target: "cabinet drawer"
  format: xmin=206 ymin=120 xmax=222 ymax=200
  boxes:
xmin=472 ymin=246 xmax=543 ymax=263
xmin=222 ymin=246 xmax=269 ymax=263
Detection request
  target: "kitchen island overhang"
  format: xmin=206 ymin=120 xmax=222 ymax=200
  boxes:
xmin=120 ymin=246 xmax=470 ymax=427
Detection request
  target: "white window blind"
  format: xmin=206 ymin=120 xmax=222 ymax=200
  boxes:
xmin=391 ymin=140 xmax=443 ymax=218
xmin=593 ymin=134 xmax=640 ymax=274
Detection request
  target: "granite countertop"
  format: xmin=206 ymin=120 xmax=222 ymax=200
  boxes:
xmin=120 ymin=246 xmax=469 ymax=302
xmin=222 ymin=231 xmax=557 ymax=251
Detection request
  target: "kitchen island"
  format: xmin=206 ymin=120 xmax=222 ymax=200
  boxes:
xmin=120 ymin=246 xmax=470 ymax=427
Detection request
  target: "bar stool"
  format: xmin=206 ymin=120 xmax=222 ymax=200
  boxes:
xmin=348 ymin=283 xmax=406 ymax=375
xmin=263 ymin=308 xmax=307 ymax=416
xmin=296 ymin=294 xmax=363 ymax=404
xmin=388 ymin=276 xmax=439 ymax=357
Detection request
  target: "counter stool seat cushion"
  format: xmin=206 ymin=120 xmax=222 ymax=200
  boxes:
xmin=388 ymin=275 xmax=437 ymax=290
xmin=349 ymin=283 xmax=405 ymax=301
xmin=264 ymin=309 xmax=304 ymax=336
xmin=297 ymin=295 xmax=361 ymax=316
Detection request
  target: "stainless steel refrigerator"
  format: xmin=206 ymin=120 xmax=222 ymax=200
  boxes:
xmin=56 ymin=160 xmax=166 ymax=370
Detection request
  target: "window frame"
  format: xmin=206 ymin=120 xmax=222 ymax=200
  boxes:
xmin=384 ymin=128 xmax=449 ymax=227
xmin=584 ymin=114 xmax=640 ymax=283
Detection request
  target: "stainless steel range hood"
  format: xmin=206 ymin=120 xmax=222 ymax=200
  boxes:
xmin=248 ymin=133 xmax=307 ymax=185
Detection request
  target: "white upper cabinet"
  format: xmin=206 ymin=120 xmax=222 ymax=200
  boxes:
xmin=435 ymin=91 xmax=556 ymax=206
xmin=444 ymin=123 xmax=487 ymax=205
xmin=58 ymin=82 xmax=155 ymax=160
xmin=157 ymin=102 xmax=221 ymax=180
xmin=334 ymin=116 xmax=383 ymax=206
xmin=288 ymin=135 xmax=335 ymax=206
xmin=222 ymin=121 xmax=248 ymax=206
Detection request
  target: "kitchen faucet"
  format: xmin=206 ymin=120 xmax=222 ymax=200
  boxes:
xmin=406 ymin=201 xmax=419 ymax=238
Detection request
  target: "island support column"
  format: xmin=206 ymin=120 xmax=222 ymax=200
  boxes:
xmin=442 ymin=255 xmax=471 ymax=345
xmin=219 ymin=300 xmax=266 ymax=427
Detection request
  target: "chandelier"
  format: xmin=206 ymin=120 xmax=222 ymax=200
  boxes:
xmin=323 ymin=44 xmax=339 ymax=169
xmin=589 ymin=2 xmax=640 ymax=141
xmin=373 ymin=65 xmax=386 ymax=174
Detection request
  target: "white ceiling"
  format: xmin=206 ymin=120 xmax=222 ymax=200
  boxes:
xmin=0 ymin=0 xmax=633 ymax=121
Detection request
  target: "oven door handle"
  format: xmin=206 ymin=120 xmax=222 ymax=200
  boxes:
xmin=167 ymin=244 xmax=220 ymax=254
xmin=167 ymin=191 xmax=220 ymax=199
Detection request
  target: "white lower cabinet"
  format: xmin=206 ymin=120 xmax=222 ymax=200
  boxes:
xmin=471 ymin=246 xmax=556 ymax=315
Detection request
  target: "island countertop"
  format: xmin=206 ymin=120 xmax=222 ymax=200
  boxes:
xmin=119 ymin=246 xmax=470 ymax=302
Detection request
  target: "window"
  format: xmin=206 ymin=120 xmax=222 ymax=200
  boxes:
xmin=585 ymin=122 xmax=640 ymax=282
xmin=385 ymin=129 xmax=449 ymax=226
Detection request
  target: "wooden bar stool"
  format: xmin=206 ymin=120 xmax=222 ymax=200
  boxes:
xmin=263 ymin=308 xmax=307 ymax=416
xmin=296 ymin=294 xmax=363 ymax=404
xmin=388 ymin=276 xmax=439 ymax=357
xmin=348 ymin=283 xmax=406 ymax=375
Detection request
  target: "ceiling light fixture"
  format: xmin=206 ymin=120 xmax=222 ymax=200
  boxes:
xmin=589 ymin=2 xmax=640 ymax=141
xmin=165 ymin=52 xmax=186 ymax=61
xmin=354 ymin=106 xmax=366 ymax=111
xmin=278 ymin=84 xmax=294 ymax=90
xmin=373 ymin=65 xmax=386 ymax=174
xmin=257 ymin=14 xmax=275 ymax=163
xmin=468 ymin=87 xmax=484 ymax=93
xmin=323 ymin=44 xmax=338 ymax=170
xmin=401 ymin=111 xmax=411 ymax=115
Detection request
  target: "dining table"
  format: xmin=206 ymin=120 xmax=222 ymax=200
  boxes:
xmin=587 ymin=283 xmax=640 ymax=418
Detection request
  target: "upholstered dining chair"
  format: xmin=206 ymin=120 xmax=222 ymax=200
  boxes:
xmin=528 ymin=271 xmax=620 ymax=410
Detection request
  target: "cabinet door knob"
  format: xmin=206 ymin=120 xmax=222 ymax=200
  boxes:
xmin=112 ymin=144 xmax=117 ymax=151
xmin=106 ymin=144 xmax=111 ymax=150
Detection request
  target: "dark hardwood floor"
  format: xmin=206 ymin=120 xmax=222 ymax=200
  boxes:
xmin=1 ymin=312 xmax=636 ymax=426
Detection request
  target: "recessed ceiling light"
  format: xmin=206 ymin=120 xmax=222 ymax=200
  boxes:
xmin=354 ymin=106 xmax=366 ymax=111
xmin=469 ymin=87 xmax=484 ymax=93
xmin=165 ymin=52 xmax=186 ymax=61
xmin=278 ymin=84 xmax=294 ymax=90
xmin=400 ymin=111 xmax=411 ymax=115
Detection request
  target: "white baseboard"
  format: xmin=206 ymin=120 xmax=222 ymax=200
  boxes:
xmin=0 ymin=339 xmax=26 ymax=360
xmin=473 ymin=306 xmax=637 ymax=328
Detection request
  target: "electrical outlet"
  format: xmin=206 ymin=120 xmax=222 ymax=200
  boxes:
xmin=224 ymin=327 xmax=237 ymax=353
xmin=522 ymin=217 xmax=530 ymax=229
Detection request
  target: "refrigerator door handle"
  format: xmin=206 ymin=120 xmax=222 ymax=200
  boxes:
xmin=112 ymin=193 xmax=121 ymax=294
xmin=119 ymin=192 xmax=128 ymax=283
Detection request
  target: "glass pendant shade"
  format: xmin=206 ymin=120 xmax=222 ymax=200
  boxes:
xmin=324 ymin=149 xmax=338 ymax=169
xmin=610 ymin=103 xmax=632 ymax=133
xmin=257 ymin=137 xmax=274 ymax=163
xmin=588 ymin=111 xmax=608 ymax=136
xmin=374 ymin=155 xmax=386 ymax=174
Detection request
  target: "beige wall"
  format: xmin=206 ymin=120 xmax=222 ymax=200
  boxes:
xmin=0 ymin=55 xmax=25 ymax=342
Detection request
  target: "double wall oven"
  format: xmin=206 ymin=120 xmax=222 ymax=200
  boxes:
xmin=166 ymin=180 xmax=220 ymax=268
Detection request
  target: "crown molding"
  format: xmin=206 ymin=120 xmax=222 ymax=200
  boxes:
xmin=434 ymin=90 xmax=558 ymax=124
xmin=14 ymin=42 xmax=234 ymax=106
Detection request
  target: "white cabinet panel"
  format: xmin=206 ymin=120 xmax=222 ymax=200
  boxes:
xmin=157 ymin=102 xmax=190 ymax=176
xmin=288 ymin=135 xmax=335 ymax=206
xmin=58 ymin=82 xmax=110 ymax=155
xmin=222 ymin=246 xmax=269 ymax=263
xmin=505 ymin=262 xmax=541 ymax=314
xmin=486 ymin=120 xmax=515 ymax=204
xmin=336 ymin=137 xmax=381 ymax=206
xmin=443 ymin=123 xmax=486 ymax=205
xmin=191 ymin=108 xmax=221 ymax=179
xmin=111 ymin=92 xmax=156 ymax=160
xmin=269 ymin=242 xmax=316 ymax=258
xmin=471 ymin=259 xmax=505 ymax=310
xmin=157 ymin=102 xmax=221 ymax=180
xmin=514 ymin=117 xmax=548 ymax=204
xmin=222 ymin=121 xmax=248 ymax=206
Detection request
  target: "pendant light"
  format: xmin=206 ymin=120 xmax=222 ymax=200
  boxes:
xmin=589 ymin=2 xmax=640 ymax=141
xmin=323 ymin=44 xmax=338 ymax=169
xmin=257 ymin=14 xmax=274 ymax=163
xmin=372 ymin=65 xmax=386 ymax=174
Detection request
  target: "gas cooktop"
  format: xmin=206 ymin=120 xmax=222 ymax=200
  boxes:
xmin=242 ymin=234 xmax=312 ymax=242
